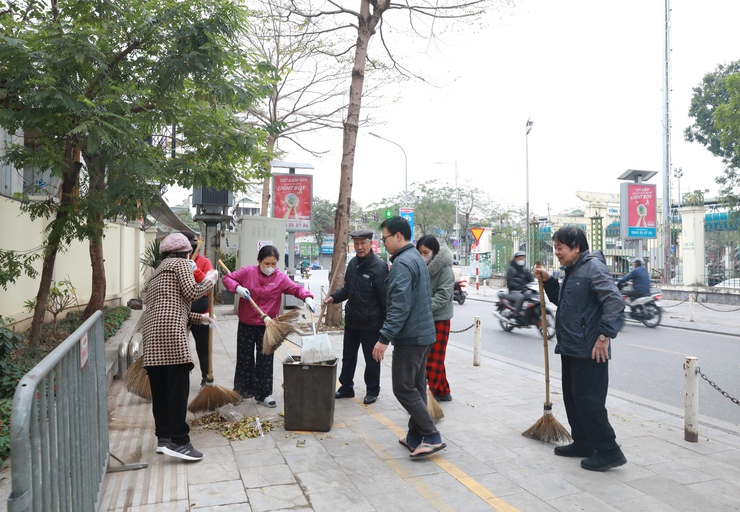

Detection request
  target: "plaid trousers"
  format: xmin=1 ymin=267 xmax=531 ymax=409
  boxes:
xmin=426 ymin=319 xmax=451 ymax=397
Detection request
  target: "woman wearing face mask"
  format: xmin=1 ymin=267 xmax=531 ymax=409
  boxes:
xmin=416 ymin=235 xmax=455 ymax=401
xmin=222 ymin=245 xmax=315 ymax=408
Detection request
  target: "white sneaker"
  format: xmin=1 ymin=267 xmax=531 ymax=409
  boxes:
xmin=258 ymin=396 xmax=277 ymax=408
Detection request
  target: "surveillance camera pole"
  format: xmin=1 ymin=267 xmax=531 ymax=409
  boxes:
xmin=525 ymin=118 xmax=533 ymax=269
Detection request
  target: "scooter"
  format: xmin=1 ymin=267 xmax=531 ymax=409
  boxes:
xmin=618 ymin=284 xmax=663 ymax=328
xmin=493 ymin=282 xmax=556 ymax=339
xmin=453 ymin=279 xmax=468 ymax=305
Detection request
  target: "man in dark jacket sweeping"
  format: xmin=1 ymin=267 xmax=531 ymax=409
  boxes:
xmin=373 ymin=217 xmax=444 ymax=459
xmin=324 ymin=229 xmax=388 ymax=404
xmin=533 ymin=226 xmax=626 ymax=472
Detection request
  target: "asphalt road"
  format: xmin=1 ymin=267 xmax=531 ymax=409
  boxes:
xmin=450 ymin=297 xmax=740 ymax=426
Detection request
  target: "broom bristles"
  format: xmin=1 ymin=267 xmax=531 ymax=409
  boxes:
xmin=124 ymin=356 xmax=152 ymax=401
xmin=188 ymin=383 xmax=241 ymax=413
xmin=522 ymin=405 xmax=572 ymax=444
xmin=427 ymin=389 xmax=444 ymax=422
xmin=262 ymin=319 xmax=300 ymax=355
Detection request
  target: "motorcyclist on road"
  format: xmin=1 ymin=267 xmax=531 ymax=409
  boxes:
xmin=300 ymin=257 xmax=310 ymax=277
xmin=617 ymin=258 xmax=650 ymax=302
xmin=506 ymin=251 xmax=534 ymax=322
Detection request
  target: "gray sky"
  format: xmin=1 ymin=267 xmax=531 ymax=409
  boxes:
xmin=167 ymin=0 xmax=740 ymax=217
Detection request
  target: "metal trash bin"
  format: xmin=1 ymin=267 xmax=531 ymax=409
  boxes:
xmin=282 ymin=356 xmax=337 ymax=432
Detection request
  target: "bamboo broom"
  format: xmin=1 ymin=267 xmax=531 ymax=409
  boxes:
xmin=123 ymin=313 xmax=151 ymax=400
xmin=427 ymin=389 xmax=444 ymax=422
xmin=188 ymin=289 xmax=241 ymax=413
xmin=217 ymin=259 xmax=299 ymax=355
xmin=522 ymin=262 xmax=572 ymax=444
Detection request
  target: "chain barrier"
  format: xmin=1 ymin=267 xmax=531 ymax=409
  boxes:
xmin=695 ymin=301 xmax=740 ymax=313
xmin=662 ymin=297 xmax=690 ymax=308
xmin=696 ymin=366 xmax=740 ymax=406
xmin=451 ymin=323 xmax=476 ymax=334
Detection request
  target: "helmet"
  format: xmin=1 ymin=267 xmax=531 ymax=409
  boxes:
xmin=513 ymin=251 xmax=526 ymax=259
xmin=633 ymin=258 xmax=644 ymax=266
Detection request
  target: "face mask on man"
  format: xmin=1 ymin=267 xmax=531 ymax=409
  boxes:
xmin=516 ymin=259 xmax=525 ymax=266
xmin=260 ymin=266 xmax=276 ymax=276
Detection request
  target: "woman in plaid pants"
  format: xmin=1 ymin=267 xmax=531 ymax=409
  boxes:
xmin=416 ymin=235 xmax=455 ymax=401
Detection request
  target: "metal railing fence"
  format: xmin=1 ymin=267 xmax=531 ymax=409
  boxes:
xmin=7 ymin=311 xmax=108 ymax=512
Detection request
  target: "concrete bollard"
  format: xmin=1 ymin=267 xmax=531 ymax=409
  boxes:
xmin=684 ymin=356 xmax=699 ymax=442
xmin=689 ymin=294 xmax=695 ymax=322
xmin=473 ymin=316 xmax=482 ymax=366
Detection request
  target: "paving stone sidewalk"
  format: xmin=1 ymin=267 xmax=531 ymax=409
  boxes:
xmin=93 ymin=303 xmax=740 ymax=512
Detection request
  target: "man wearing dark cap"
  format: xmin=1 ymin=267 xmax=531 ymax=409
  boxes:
xmin=324 ymin=229 xmax=388 ymax=404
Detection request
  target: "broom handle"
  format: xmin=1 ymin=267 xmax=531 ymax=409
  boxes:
xmin=535 ymin=262 xmax=552 ymax=405
xmin=191 ymin=239 xmax=203 ymax=259
xmin=217 ymin=259 xmax=272 ymax=322
xmin=207 ymin=288 xmax=214 ymax=380
xmin=318 ymin=264 xmax=343 ymax=328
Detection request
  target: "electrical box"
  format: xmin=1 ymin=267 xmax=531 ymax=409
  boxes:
xmin=192 ymin=186 xmax=233 ymax=214
xmin=235 ymin=216 xmax=305 ymax=311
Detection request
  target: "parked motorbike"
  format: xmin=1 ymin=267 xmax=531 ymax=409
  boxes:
xmin=618 ymin=284 xmax=663 ymax=328
xmin=493 ymin=282 xmax=556 ymax=339
xmin=453 ymin=279 xmax=468 ymax=305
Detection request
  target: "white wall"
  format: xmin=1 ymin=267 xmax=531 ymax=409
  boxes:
xmin=0 ymin=196 xmax=149 ymax=328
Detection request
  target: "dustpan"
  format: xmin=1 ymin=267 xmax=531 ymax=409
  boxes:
xmin=301 ymin=307 xmax=335 ymax=364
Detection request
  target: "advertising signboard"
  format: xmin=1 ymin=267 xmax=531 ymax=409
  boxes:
xmin=620 ymin=183 xmax=656 ymax=239
xmin=272 ymin=174 xmax=313 ymax=232
xmin=399 ymin=207 xmax=415 ymax=241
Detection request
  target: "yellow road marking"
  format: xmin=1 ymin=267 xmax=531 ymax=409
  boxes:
xmin=363 ymin=404 xmax=520 ymax=511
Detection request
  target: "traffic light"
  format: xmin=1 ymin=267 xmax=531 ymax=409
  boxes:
xmin=384 ymin=209 xmax=392 ymax=218
xmin=373 ymin=211 xmax=378 ymax=221
xmin=362 ymin=213 xmax=367 ymax=223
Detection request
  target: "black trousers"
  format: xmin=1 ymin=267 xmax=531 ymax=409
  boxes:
xmin=338 ymin=327 xmax=381 ymax=396
xmin=190 ymin=296 xmax=210 ymax=381
xmin=560 ymin=355 xmax=618 ymax=451
xmin=146 ymin=363 xmax=192 ymax=445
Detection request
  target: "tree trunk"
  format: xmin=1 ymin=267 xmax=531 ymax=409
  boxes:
xmin=83 ymin=155 xmax=106 ymax=319
xmin=325 ymin=2 xmax=384 ymax=327
xmin=261 ymin=136 xmax=277 ymax=215
xmin=28 ymin=141 xmax=81 ymax=348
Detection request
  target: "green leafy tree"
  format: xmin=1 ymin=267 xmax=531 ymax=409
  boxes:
xmin=311 ymin=197 xmax=337 ymax=249
xmin=0 ymin=0 xmax=273 ymax=345
xmin=685 ymin=60 xmax=740 ymax=210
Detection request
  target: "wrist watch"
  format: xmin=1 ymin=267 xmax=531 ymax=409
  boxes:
xmin=598 ymin=334 xmax=609 ymax=341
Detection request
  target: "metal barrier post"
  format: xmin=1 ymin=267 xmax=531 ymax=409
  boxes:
xmin=684 ymin=356 xmax=699 ymax=443
xmin=473 ymin=316 xmax=482 ymax=366
xmin=689 ymin=293 xmax=695 ymax=322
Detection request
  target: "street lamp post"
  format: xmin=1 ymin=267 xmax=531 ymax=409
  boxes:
xmin=525 ymin=118 xmax=533 ymax=269
xmin=370 ymin=132 xmax=408 ymax=205
xmin=673 ymin=166 xmax=683 ymax=207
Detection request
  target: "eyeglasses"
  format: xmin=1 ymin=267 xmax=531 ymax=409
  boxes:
xmin=380 ymin=233 xmax=395 ymax=244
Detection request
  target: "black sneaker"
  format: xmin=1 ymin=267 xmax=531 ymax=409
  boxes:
xmin=581 ymin=448 xmax=627 ymax=472
xmin=335 ymin=388 xmax=355 ymax=399
xmin=162 ymin=442 xmax=203 ymax=462
xmin=156 ymin=437 xmax=171 ymax=454
xmin=554 ymin=442 xmax=595 ymax=458
xmin=434 ymin=394 xmax=452 ymax=402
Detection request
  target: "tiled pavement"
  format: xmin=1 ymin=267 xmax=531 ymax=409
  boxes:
xmin=94 ymin=299 xmax=740 ymax=512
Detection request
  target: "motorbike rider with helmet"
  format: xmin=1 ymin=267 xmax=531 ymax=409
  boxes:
xmin=506 ymin=251 xmax=534 ymax=323
xmin=617 ymin=258 xmax=650 ymax=306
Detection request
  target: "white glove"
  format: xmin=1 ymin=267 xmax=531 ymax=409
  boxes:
xmin=204 ymin=269 xmax=218 ymax=285
xmin=304 ymin=297 xmax=316 ymax=313
xmin=188 ymin=259 xmax=197 ymax=271
xmin=200 ymin=313 xmax=218 ymax=329
xmin=235 ymin=285 xmax=250 ymax=300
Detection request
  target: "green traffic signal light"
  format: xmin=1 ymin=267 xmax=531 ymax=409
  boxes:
xmin=384 ymin=209 xmax=392 ymax=218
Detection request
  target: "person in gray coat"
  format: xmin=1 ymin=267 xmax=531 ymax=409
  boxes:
xmin=373 ymin=217 xmax=445 ymax=459
xmin=534 ymin=226 xmax=626 ymax=472
xmin=416 ymin=235 xmax=455 ymax=401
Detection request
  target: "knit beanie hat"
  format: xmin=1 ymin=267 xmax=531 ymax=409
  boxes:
xmin=159 ymin=233 xmax=192 ymax=255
